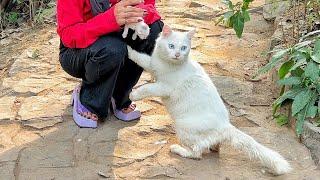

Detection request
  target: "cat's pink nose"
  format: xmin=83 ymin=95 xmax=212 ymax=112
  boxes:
xmin=175 ymin=52 xmax=180 ymax=57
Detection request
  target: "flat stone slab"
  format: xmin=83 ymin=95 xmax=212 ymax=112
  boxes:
xmin=0 ymin=96 xmax=15 ymax=121
xmin=18 ymin=95 xmax=70 ymax=128
xmin=2 ymin=76 xmax=66 ymax=95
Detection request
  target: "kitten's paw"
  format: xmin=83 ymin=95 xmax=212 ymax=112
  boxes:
xmin=170 ymin=144 xmax=184 ymax=155
xmin=129 ymin=90 xmax=141 ymax=101
xmin=122 ymin=33 xmax=126 ymax=39
xmin=127 ymin=45 xmax=133 ymax=58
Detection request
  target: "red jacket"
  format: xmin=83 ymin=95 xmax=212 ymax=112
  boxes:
xmin=57 ymin=0 xmax=161 ymax=48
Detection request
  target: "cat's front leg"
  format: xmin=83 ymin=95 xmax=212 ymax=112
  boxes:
xmin=127 ymin=45 xmax=152 ymax=71
xmin=132 ymin=32 xmax=138 ymax=40
xmin=130 ymin=83 xmax=169 ymax=101
xmin=170 ymin=144 xmax=202 ymax=160
xmin=122 ymin=26 xmax=129 ymax=39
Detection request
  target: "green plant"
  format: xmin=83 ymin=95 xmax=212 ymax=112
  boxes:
xmin=217 ymin=0 xmax=253 ymax=38
xmin=257 ymin=38 xmax=320 ymax=135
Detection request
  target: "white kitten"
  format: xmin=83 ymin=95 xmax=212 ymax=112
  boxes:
xmin=122 ymin=20 xmax=150 ymax=40
xmin=127 ymin=25 xmax=292 ymax=175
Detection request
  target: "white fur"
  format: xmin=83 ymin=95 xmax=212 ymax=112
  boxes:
xmin=127 ymin=26 xmax=292 ymax=175
xmin=122 ymin=20 xmax=150 ymax=40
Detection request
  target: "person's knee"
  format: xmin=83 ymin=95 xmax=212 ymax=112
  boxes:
xmin=85 ymin=37 xmax=127 ymax=83
xmin=91 ymin=36 xmax=127 ymax=66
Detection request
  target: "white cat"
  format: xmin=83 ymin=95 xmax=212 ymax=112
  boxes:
xmin=127 ymin=25 xmax=292 ymax=175
xmin=122 ymin=20 xmax=150 ymax=40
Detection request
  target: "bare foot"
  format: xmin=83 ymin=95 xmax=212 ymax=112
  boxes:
xmin=79 ymin=111 xmax=98 ymax=121
xmin=121 ymin=104 xmax=136 ymax=114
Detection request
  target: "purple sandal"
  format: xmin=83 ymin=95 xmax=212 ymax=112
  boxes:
xmin=71 ymin=85 xmax=98 ymax=128
xmin=111 ymin=98 xmax=141 ymax=122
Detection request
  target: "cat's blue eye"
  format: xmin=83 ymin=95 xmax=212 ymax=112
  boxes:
xmin=168 ymin=44 xmax=175 ymax=49
xmin=181 ymin=46 xmax=187 ymax=51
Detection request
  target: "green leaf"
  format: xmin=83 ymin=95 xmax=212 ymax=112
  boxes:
xmin=311 ymin=39 xmax=320 ymax=63
xmin=242 ymin=10 xmax=250 ymax=22
xmin=273 ymin=88 xmax=303 ymax=107
xmin=296 ymin=109 xmax=306 ymax=135
xmin=304 ymin=61 xmax=319 ymax=82
xmin=292 ymin=89 xmax=313 ymax=116
xmin=231 ymin=11 xmax=245 ymax=38
xmin=289 ymin=57 xmax=307 ymax=72
xmin=257 ymin=49 xmax=288 ymax=75
xmin=222 ymin=0 xmax=234 ymax=9
xmin=306 ymin=93 xmax=318 ymax=118
xmin=315 ymin=118 xmax=320 ymax=127
xmin=291 ymin=67 xmax=304 ymax=77
xmin=277 ymin=77 xmax=301 ymax=85
xmin=306 ymin=106 xmax=317 ymax=118
xmin=275 ymin=114 xmax=289 ymax=126
xmin=278 ymin=60 xmax=294 ymax=79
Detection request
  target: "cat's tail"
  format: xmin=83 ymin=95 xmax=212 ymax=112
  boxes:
xmin=221 ymin=126 xmax=292 ymax=175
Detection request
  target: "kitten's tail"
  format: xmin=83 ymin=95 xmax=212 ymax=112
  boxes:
xmin=222 ymin=126 xmax=292 ymax=175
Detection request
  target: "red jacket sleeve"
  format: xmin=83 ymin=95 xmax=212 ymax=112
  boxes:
xmin=57 ymin=0 xmax=120 ymax=48
xmin=136 ymin=0 xmax=161 ymax=25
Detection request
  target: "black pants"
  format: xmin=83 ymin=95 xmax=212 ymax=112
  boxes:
xmin=59 ymin=20 xmax=163 ymax=119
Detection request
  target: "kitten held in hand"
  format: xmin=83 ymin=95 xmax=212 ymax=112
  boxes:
xmin=127 ymin=25 xmax=292 ymax=175
xmin=122 ymin=19 xmax=150 ymax=40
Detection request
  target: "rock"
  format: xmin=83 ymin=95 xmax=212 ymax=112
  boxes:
xmin=211 ymin=75 xmax=253 ymax=109
xmin=0 ymin=97 xmax=15 ymax=121
xmin=302 ymin=122 xmax=320 ymax=166
xmin=263 ymin=0 xmax=290 ymax=21
xmin=114 ymin=115 xmax=172 ymax=160
xmin=135 ymin=101 xmax=154 ymax=113
xmin=270 ymin=29 xmax=284 ymax=50
xmin=229 ymin=107 xmax=247 ymax=117
xmin=18 ymin=95 xmax=70 ymax=128
xmin=2 ymin=76 xmax=66 ymax=94
xmin=22 ymin=116 xmax=63 ymax=129
xmin=189 ymin=1 xmax=204 ymax=8
xmin=0 ymin=38 xmax=12 ymax=46
xmin=113 ymin=126 xmax=167 ymax=160
xmin=190 ymin=50 xmax=215 ymax=64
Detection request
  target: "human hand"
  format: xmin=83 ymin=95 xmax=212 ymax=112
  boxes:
xmin=114 ymin=0 xmax=146 ymax=26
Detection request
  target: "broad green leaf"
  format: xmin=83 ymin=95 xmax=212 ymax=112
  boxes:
xmin=304 ymin=61 xmax=319 ymax=82
xmin=306 ymin=93 xmax=318 ymax=118
xmin=306 ymin=106 xmax=317 ymax=118
xmin=311 ymin=39 xmax=320 ymax=63
xmin=257 ymin=49 xmax=288 ymax=75
xmin=291 ymin=67 xmax=304 ymax=77
xmin=275 ymin=114 xmax=289 ymax=126
xmin=277 ymin=77 xmax=301 ymax=85
xmin=289 ymin=57 xmax=306 ymax=71
xmin=296 ymin=109 xmax=306 ymax=135
xmin=222 ymin=0 xmax=234 ymax=9
xmin=278 ymin=60 xmax=294 ymax=79
xmin=273 ymin=88 xmax=303 ymax=107
xmin=315 ymin=118 xmax=320 ymax=127
xmin=232 ymin=12 xmax=245 ymax=38
xmin=292 ymin=89 xmax=313 ymax=116
xmin=242 ymin=10 xmax=250 ymax=22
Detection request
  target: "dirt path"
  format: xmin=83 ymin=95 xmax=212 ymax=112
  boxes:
xmin=0 ymin=0 xmax=319 ymax=179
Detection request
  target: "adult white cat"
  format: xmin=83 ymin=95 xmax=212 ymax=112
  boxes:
xmin=122 ymin=20 xmax=150 ymax=40
xmin=127 ymin=25 xmax=292 ymax=175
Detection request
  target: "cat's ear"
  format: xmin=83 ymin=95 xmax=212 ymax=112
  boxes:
xmin=162 ymin=25 xmax=172 ymax=38
xmin=187 ymin=28 xmax=196 ymax=39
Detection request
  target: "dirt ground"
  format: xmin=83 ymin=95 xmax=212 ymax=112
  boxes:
xmin=0 ymin=0 xmax=320 ymax=179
